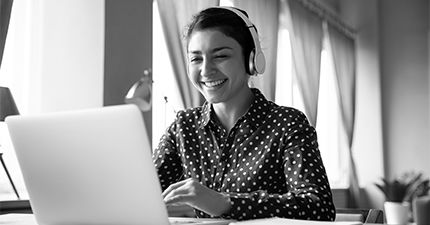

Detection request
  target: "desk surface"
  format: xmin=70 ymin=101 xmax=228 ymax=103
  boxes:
xmin=0 ymin=213 xmax=395 ymax=225
xmin=0 ymin=213 xmax=37 ymax=225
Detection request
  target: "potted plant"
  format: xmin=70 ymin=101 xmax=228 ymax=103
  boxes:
xmin=402 ymin=172 xmax=429 ymax=203
xmin=402 ymin=172 xmax=430 ymax=225
xmin=375 ymin=172 xmax=429 ymax=224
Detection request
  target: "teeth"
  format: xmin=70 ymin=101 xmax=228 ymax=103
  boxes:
xmin=204 ymin=79 xmax=226 ymax=88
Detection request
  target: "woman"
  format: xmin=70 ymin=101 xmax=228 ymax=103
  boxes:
xmin=152 ymin=6 xmax=335 ymax=221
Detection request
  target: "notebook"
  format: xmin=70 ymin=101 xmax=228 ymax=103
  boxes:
xmin=5 ymin=104 xmax=231 ymax=225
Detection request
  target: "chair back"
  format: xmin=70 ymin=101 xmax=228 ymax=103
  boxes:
xmin=335 ymin=208 xmax=384 ymax=223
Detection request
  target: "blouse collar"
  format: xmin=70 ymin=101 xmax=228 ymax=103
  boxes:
xmin=198 ymin=88 xmax=269 ymax=129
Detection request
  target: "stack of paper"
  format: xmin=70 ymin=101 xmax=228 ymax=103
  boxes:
xmin=0 ymin=214 xmax=37 ymax=225
xmin=229 ymin=217 xmax=362 ymax=225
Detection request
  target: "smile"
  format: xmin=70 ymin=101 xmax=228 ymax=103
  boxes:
xmin=202 ymin=79 xmax=227 ymax=88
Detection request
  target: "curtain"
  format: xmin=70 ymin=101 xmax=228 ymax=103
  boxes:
xmin=282 ymin=0 xmax=323 ymax=126
xmin=327 ymin=23 xmax=358 ymax=207
xmin=156 ymin=0 xmax=219 ymax=108
xmin=230 ymin=0 xmax=279 ymax=101
xmin=0 ymin=0 xmax=13 ymax=69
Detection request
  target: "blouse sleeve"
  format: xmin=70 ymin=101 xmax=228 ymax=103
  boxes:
xmin=152 ymin=121 xmax=183 ymax=191
xmin=219 ymin=111 xmax=336 ymax=221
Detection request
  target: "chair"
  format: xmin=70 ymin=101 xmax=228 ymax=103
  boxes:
xmin=335 ymin=208 xmax=384 ymax=224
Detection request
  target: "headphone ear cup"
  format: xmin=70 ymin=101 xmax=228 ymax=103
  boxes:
xmin=254 ymin=50 xmax=266 ymax=74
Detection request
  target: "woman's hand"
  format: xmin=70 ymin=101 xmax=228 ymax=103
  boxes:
xmin=162 ymin=178 xmax=231 ymax=216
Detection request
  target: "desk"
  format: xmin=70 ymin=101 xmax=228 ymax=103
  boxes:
xmin=0 ymin=213 xmax=405 ymax=225
xmin=0 ymin=213 xmax=37 ymax=225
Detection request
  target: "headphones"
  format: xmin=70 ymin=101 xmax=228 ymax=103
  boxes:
xmin=215 ymin=7 xmax=266 ymax=75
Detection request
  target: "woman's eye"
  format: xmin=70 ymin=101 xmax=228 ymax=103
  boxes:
xmin=215 ymin=55 xmax=228 ymax=59
xmin=190 ymin=57 xmax=202 ymax=63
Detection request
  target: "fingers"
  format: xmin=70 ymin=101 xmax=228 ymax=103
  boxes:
xmin=164 ymin=193 xmax=193 ymax=205
xmin=163 ymin=178 xmax=204 ymax=207
xmin=163 ymin=186 xmax=192 ymax=204
xmin=162 ymin=179 xmax=232 ymax=216
xmin=162 ymin=178 xmax=191 ymax=199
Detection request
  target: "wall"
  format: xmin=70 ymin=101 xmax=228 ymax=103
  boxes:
xmin=338 ymin=0 xmax=430 ymax=209
xmin=379 ymin=0 xmax=430 ymax=179
xmin=104 ymin=0 xmax=153 ymax=143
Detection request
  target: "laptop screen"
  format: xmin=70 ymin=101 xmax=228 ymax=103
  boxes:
xmin=6 ymin=105 xmax=170 ymax=225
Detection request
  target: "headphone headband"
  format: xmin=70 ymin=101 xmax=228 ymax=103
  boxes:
xmin=215 ymin=6 xmax=266 ymax=75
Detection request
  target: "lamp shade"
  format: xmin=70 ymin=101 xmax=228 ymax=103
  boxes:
xmin=125 ymin=69 xmax=152 ymax=112
xmin=0 ymin=87 xmax=19 ymax=121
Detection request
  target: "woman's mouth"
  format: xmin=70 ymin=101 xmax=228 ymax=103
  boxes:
xmin=202 ymin=79 xmax=227 ymax=88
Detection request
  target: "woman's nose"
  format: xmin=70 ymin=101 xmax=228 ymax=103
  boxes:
xmin=200 ymin=59 xmax=215 ymax=77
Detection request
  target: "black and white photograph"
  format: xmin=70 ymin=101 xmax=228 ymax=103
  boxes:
xmin=0 ymin=0 xmax=429 ymax=224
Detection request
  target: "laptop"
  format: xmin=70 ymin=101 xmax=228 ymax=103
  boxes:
xmin=6 ymin=104 xmax=231 ymax=225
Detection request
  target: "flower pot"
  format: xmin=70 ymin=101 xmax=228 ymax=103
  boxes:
xmin=384 ymin=201 xmax=410 ymax=224
xmin=413 ymin=196 xmax=430 ymax=225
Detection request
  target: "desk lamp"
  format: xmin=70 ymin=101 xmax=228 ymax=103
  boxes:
xmin=124 ymin=69 xmax=152 ymax=112
xmin=0 ymin=86 xmax=20 ymax=199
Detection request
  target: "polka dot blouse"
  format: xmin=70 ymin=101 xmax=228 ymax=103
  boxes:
xmin=153 ymin=88 xmax=336 ymax=221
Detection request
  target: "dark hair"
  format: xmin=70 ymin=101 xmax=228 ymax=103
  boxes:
xmin=185 ymin=7 xmax=255 ymax=74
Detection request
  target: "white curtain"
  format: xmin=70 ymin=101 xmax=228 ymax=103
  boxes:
xmin=326 ymin=23 xmax=358 ymax=207
xmin=156 ymin=0 xmax=219 ymax=108
xmin=230 ymin=0 xmax=279 ymax=101
xmin=283 ymin=0 xmax=323 ymax=126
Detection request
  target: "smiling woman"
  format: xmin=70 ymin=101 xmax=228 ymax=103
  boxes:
xmin=186 ymin=29 xmax=252 ymax=119
xmin=152 ymin=6 xmax=335 ymax=221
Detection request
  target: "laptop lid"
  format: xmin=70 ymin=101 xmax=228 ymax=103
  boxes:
xmin=6 ymin=104 xmax=170 ymax=225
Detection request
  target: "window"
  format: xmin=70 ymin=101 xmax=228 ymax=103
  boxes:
xmin=0 ymin=0 xmax=31 ymax=200
xmin=0 ymin=0 xmax=105 ymax=201
xmin=315 ymin=38 xmax=348 ymax=188
xmin=151 ymin=1 xmax=184 ymax=146
xmin=274 ymin=27 xmax=348 ymax=188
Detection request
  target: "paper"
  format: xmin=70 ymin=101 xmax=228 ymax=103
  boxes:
xmin=229 ymin=217 xmax=362 ymax=225
xmin=170 ymin=217 xmax=233 ymax=225
xmin=0 ymin=214 xmax=37 ymax=225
